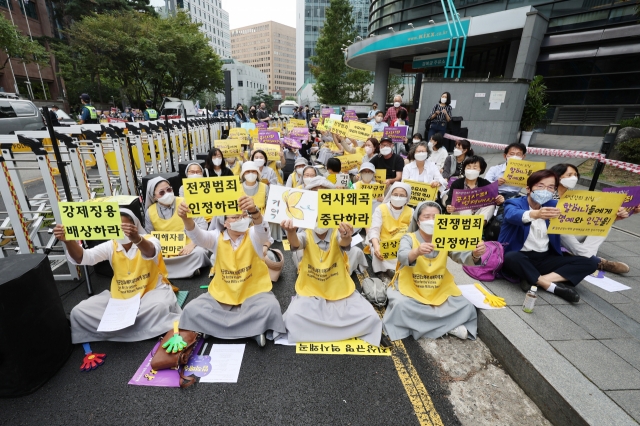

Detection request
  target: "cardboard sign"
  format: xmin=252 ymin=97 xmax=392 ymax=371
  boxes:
xmin=375 ymin=169 xmax=387 ymax=184
xmin=296 ymin=338 xmax=390 ymax=356
xmin=359 ymin=183 xmax=385 ymax=199
xmin=335 ymin=153 xmax=362 ymax=173
xmin=331 ymin=121 xmax=349 ymax=138
xmin=229 ymin=128 xmax=249 ymax=144
xmin=383 ymin=126 xmax=408 ymax=143
xmin=432 ymin=214 xmax=483 ymax=251
xmin=311 ymin=118 xmax=319 ymax=126
xmin=256 ymin=122 xmax=268 ymax=129
xmin=289 ymin=127 xmax=309 ymax=139
xmin=59 ymin=202 xmax=123 ymax=240
xmin=343 ymin=110 xmax=358 ymax=122
xmin=282 ymin=137 xmax=302 ymax=149
xmin=214 ymin=140 xmax=242 ymax=158
xmin=330 ymin=113 xmax=342 ymax=122
xmin=288 ymin=118 xmax=307 ymax=129
xmin=504 ymin=159 xmax=546 ymax=187
xmin=380 ymin=235 xmax=403 ymax=260
xmin=321 ymin=108 xmax=333 ymax=118
xmin=241 ymin=122 xmax=256 ymax=130
xmin=451 ymin=181 xmax=499 ymax=211
xmin=346 ymin=121 xmax=373 ymax=141
xmin=152 ymin=232 xmax=186 ymax=257
xmin=249 ymin=128 xmax=259 ymax=141
xmin=317 ymin=189 xmax=373 ymax=228
xmin=182 ymin=176 xmax=241 ymax=218
xmin=602 ymin=186 xmax=640 ymax=214
xmin=258 ymin=130 xmax=280 ymax=144
xmin=265 ymin=186 xmax=318 ymax=229
xmin=371 ymin=132 xmax=383 ymax=141
xmin=317 ymin=118 xmax=334 ymax=132
xmin=548 ymin=190 xmax=626 ymax=236
xmin=253 ymin=143 xmax=280 ymax=161
xmin=404 ymin=180 xmax=439 ymax=207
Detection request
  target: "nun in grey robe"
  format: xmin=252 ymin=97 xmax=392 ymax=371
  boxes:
xmin=68 ymin=208 xmax=181 ymax=343
xmin=144 ymin=176 xmax=211 ymax=279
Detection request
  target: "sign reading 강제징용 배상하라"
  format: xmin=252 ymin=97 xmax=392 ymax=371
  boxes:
xmin=182 ymin=176 xmax=241 ymax=218
xmin=59 ymin=202 xmax=124 ymax=240
xmin=548 ymin=190 xmax=626 ymax=236
xmin=317 ymin=190 xmax=373 ymax=228
xmin=432 ymin=214 xmax=483 ymax=251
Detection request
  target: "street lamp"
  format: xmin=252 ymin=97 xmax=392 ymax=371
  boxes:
xmin=388 ymin=27 xmax=395 ymax=33
xmin=408 ymin=23 xmax=414 ymax=28
xmin=429 ymin=20 xmax=435 ymax=24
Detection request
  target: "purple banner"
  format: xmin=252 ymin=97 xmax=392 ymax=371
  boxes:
xmin=128 ymin=341 xmax=180 ymax=387
xmin=283 ymin=137 xmax=302 ymax=149
xmin=451 ymin=181 xmax=499 ymax=211
xmin=343 ymin=110 xmax=358 ymax=122
xmin=289 ymin=127 xmax=309 ymax=139
xmin=311 ymin=118 xmax=319 ymax=126
xmin=256 ymin=122 xmax=268 ymax=129
xmin=258 ymin=130 xmax=281 ymax=144
xmin=383 ymin=126 xmax=408 ymax=143
xmin=321 ymin=108 xmax=333 ymax=118
xmin=603 ymin=185 xmax=640 ymax=213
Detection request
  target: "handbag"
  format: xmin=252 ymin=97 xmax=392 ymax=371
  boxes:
xmin=462 ymin=241 xmax=505 ymax=282
xmin=151 ymin=329 xmax=201 ymax=388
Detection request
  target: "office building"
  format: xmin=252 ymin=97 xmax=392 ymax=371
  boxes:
xmin=230 ymin=21 xmax=296 ymax=97
xmin=215 ymin=59 xmax=269 ymax=107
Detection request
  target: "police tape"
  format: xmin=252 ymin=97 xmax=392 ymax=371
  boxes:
xmin=443 ymin=133 xmax=640 ymax=174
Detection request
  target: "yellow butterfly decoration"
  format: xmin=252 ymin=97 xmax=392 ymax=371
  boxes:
xmin=283 ymin=190 xmax=304 ymax=220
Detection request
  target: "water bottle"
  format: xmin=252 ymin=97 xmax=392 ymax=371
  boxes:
xmin=522 ymin=286 xmax=537 ymax=313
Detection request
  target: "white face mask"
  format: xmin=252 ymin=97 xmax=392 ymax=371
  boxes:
xmin=453 ymin=148 xmax=463 ymax=157
xmin=295 ymin=167 xmax=304 ymax=175
xmin=393 ymin=102 xmax=401 ymax=108
xmin=420 ymin=219 xmax=435 ymax=235
xmin=244 ymin=172 xmax=258 ymax=183
xmin=441 ymin=97 xmax=447 ymax=103
xmin=303 ymin=177 xmax=315 ymax=186
xmin=360 ymin=172 xmax=374 ymax=183
xmin=413 ymin=139 xmax=420 ymax=143
xmin=508 ymin=155 xmax=523 ymax=161
xmin=427 ymin=141 xmax=434 ymax=151
xmin=380 ymin=147 xmax=392 ymax=156
xmin=390 ymin=196 xmax=408 ymax=208
xmin=560 ymin=176 xmax=578 ymax=189
xmin=157 ymin=192 xmax=175 ymax=206
xmin=465 ymin=169 xmax=480 ymax=180
xmin=213 ymin=158 xmax=222 ymax=166
xmin=365 ymin=146 xmax=373 ymax=155
xmin=254 ymin=158 xmax=265 ymax=167
xmin=414 ymin=152 xmax=428 ymax=161
xmin=188 ymin=173 xmax=203 ymax=179
xmin=375 ymin=117 xmax=382 ymax=123
xmin=229 ymin=217 xmax=251 ymax=233
xmin=314 ymin=226 xmax=328 ymax=235
xmin=116 ymin=235 xmax=131 ymax=245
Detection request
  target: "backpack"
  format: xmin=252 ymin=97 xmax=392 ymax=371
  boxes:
xmin=462 ymin=241 xmax=504 ymax=282
xmin=356 ymin=268 xmax=387 ymax=307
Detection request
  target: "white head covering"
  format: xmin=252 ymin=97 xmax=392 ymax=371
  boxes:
xmin=294 ymin=157 xmax=308 ymax=168
xmin=383 ymin=182 xmax=412 ymax=204
xmin=303 ymin=176 xmax=336 ymax=190
xmin=184 ymin=162 xmax=203 ymax=178
xmin=119 ymin=208 xmax=147 ymax=235
xmin=359 ymin=162 xmax=375 ymax=173
xmin=408 ymin=201 xmax=442 ymax=232
xmin=241 ymin=161 xmax=260 ymax=178
xmin=145 ymin=176 xmax=169 ymax=211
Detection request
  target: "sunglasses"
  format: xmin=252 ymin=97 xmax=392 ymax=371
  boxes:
xmin=156 ymin=187 xmax=173 ymax=197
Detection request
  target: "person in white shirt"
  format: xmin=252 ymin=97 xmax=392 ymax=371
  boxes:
xmin=426 ymin=133 xmax=449 ymax=172
xmin=485 ymin=142 xmax=527 ymax=198
xmin=402 ymin=142 xmax=447 ymax=188
xmin=367 ymin=102 xmax=379 ymax=119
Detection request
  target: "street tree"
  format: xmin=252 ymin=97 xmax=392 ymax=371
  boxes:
xmin=0 ymin=14 xmax=49 ymax=73
xmin=49 ymin=0 xmax=156 ymax=29
xmin=250 ymin=89 xmax=275 ymax=111
xmin=387 ymin=74 xmax=405 ymax=104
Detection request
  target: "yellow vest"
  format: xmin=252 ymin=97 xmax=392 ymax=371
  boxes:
xmin=229 ymin=160 xmax=241 ymax=176
xmin=379 ymin=203 xmax=412 ymax=240
xmin=241 ymin=182 xmax=267 ymax=214
xmin=267 ymin=162 xmax=283 ymax=185
xmin=290 ymin=172 xmax=300 ymax=188
xmin=110 ymin=237 xmax=169 ymax=299
xmin=209 ymin=232 xmax=272 ymax=305
xmin=295 ymin=229 xmax=354 ymax=301
xmin=147 ymin=196 xmax=193 ymax=253
xmin=397 ymin=233 xmax=461 ymax=306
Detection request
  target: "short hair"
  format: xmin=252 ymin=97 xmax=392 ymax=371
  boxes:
xmin=251 ymin=150 xmax=268 ymax=161
xmin=327 ymin=157 xmax=342 ymax=173
xmin=375 ymin=110 xmax=384 ymax=117
xmin=550 ymin=163 xmax=580 ymax=180
xmin=408 ymin=141 xmax=429 ymax=161
xmin=462 ymin=155 xmax=487 ymax=174
xmin=441 ymin=92 xmax=451 ymax=106
xmin=430 ymin=133 xmax=444 ymax=150
xmin=412 ymin=133 xmax=423 ymax=140
xmin=504 ymin=142 xmax=527 ymax=156
xmin=455 ymin=139 xmax=474 ymax=156
xmin=527 ymin=169 xmax=558 ymax=189
xmin=396 ymin=109 xmax=408 ymax=120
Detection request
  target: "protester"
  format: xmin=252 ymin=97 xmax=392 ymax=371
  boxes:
xmin=426 ymin=133 xmax=449 ymax=171
xmin=239 ymin=162 xmax=269 ymax=214
xmin=179 ymin=162 xmax=206 ymax=198
xmin=257 ymin=102 xmax=270 ymax=123
xmin=285 ymin=157 xmax=308 ymax=188
xmin=442 ymin=139 xmax=473 ymax=180
xmin=382 ymin=201 xmax=484 ymax=341
xmin=370 ymin=137 xmax=404 ymax=186
xmin=426 ymin=92 xmax=452 ymax=140
xmin=384 ymin=95 xmax=408 ymax=125
xmin=176 ymin=196 xmax=286 ymax=347
xmin=48 ymin=106 xmax=61 ymax=127
xmin=485 ymin=142 xmax=527 ymax=198
xmin=78 ymin=93 xmax=98 ymax=125
xmin=249 ymin=105 xmax=258 ymax=121
xmin=326 ymin=158 xmax=353 ymax=189
xmin=204 ymin=148 xmax=234 ymax=178
xmin=368 ymin=111 xmax=389 ymax=133
xmin=391 ymin=108 xmax=409 ymax=128
xmin=282 ymin=144 xmax=301 ymax=184
xmin=362 ymin=137 xmax=380 ymax=164
xmin=53 ymin=209 xmax=180 ymax=357
xmin=550 ymin=163 xmax=630 ymax=274
xmin=402 ymin=142 xmax=447 ymax=187
xmin=234 ymin=104 xmax=250 ymax=126
xmin=498 ymin=170 xmax=599 ymax=303
xmin=226 ymin=153 xmax=242 ymax=176
xmin=251 ymin=150 xmax=279 ymax=185
xmin=144 ymin=177 xmax=211 ymax=278
xmin=368 ymin=102 xmax=379 ymax=119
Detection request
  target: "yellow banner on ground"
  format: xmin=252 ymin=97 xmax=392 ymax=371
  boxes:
xmin=380 ymin=235 xmax=403 ymax=260
xmin=331 ymin=121 xmax=348 ymax=137
xmin=317 ymin=189 xmax=373 ymax=228
xmin=359 ymin=183 xmax=385 ymax=199
xmin=404 ymin=180 xmax=439 ymax=207
xmin=59 ymin=202 xmax=123 ymax=240
xmin=296 ymin=338 xmax=390 ymax=356
xmin=253 ymin=143 xmax=280 ymax=161
xmin=548 ymin=190 xmax=625 ymax=236
xmin=346 ymin=121 xmax=373 ymax=141
xmin=182 ymin=176 xmax=241 ymax=218
xmin=372 ymin=132 xmax=383 ymax=141
xmin=335 ymin=153 xmax=362 ymax=173
xmin=503 ymin=159 xmax=546 ymax=187
xmin=288 ymin=118 xmax=307 ymax=129
xmin=214 ymin=139 xmax=242 ymax=158
xmin=152 ymin=231 xmax=186 ymax=257
xmin=229 ymin=128 xmax=249 ymax=144
xmin=432 ymin=214 xmax=483 ymax=251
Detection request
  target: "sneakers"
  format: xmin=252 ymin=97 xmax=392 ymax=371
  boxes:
xmin=598 ymin=258 xmax=630 ymax=275
xmin=254 ymin=333 xmax=266 ymax=347
xmin=447 ymin=325 xmax=468 ymax=340
xmin=554 ymin=285 xmax=580 ymax=303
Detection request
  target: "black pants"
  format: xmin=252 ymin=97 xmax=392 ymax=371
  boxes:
xmin=503 ymin=250 xmax=598 ymax=287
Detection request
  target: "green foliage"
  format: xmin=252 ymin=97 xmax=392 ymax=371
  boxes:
xmin=310 ymin=0 xmax=373 ymax=104
xmin=285 ymin=95 xmax=296 ymax=101
xmin=617 ymin=138 xmax=640 ymax=164
xmin=387 ymin=74 xmax=404 ymax=104
xmin=50 ymin=0 xmax=156 ymax=28
xmin=250 ymin=89 xmax=274 ymax=111
xmin=53 ymin=11 xmax=223 ymax=108
xmin=0 ymin=14 xmax=50 ymax=72
xmin=520 ymin=75 xmax=549 ymax=132
xmin=619 ymin=117 xmax=640 ymax=129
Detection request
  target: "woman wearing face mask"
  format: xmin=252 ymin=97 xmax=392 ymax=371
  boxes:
xmin=240 ymin=162 xmax=269 ymax=215
xmin=285 ymin=157 xmax=309 ymax=188
xmin=442 ymin=139 xmax=473 ymax=180
xmin=144 ymin=177 xmax=211 ymax=278
xmin=176 ymin=196 xmax=286 ymax=347
xmin=369 ymin=182 xmax=414 ymax=282
xmin=226 ymin=152 xmax=242 ymax=176
xmin=446 ymin=156 xmax=504 ymax=223
xmin=53 ymin=210 xmax=181 ymax=368
xmin=498 ymin=170 xmax=599 ymax=303
xmin=249 ymin=105 xmax=258 ymax=122
xmin=402 ymin=142 xmax=447 ymax=188
xmin=382 ymin=201 xmax=485 ymax=341
xmin=250 ymin=150 xmax=279 ymax=186
xmin=427 ymin=92 xmax=452 ymax=141
xmin=368 ymin=110 xmax=389 ymax=133
xmin=425 ymin=133 xmax=449 ymax=172
xmin=179 ymin=162 xmax=205 ymax=198
xmin=279 ymin=218 xmax=384 ymax=347
xmin=550 ymin=163 xmax=630 ymax=275
xmin=204 ymin=148 xmax=234 ymax=178
xmin=362 ymin=137 xmax=380 ymax=164
xmin=234 ymin=104 xmax=250 ymax=126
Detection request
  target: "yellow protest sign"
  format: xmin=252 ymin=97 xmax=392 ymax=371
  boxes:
xmin=182 ymin=176 xmax=241 ymax=218
xmin=214 ymin=139 xmax=242 ymax=158
xmin=432 ymin=214 xmax=483 ymax=251
xmin=380 ymin=235 xmax=403 ymax=260
xmin=282 ymin=240 xmax=291 ymax=251
xmin=316 ymin=121 xmax=327 ymax=132
xmin=59 ymin=202 xmax=123 ymax=240
xmin=331 ymin=121 xmax=348 ymax=137
xmin=359 ymin=183 xmax=385 ymax=199
xmin=404 ymin=180 xmax=439 ymax=207
xmin=152 ymin=232 xmax=186 ymax=257
xmin=372 ymin=132 xmax=383 ymax=141
xmin=296 ymin=338 xmax=390 ymax=356
xmin=346 ymin=121 xmax=372 ymax=141
xmin=322 ymin=141 xmax=342 ymax=152
xmin=317 ymin=189 xmax=373 ymax=228
xmin=253 ymin=143 xmax=280 ymax=161
xmin=249 ymin=128 xmax=259 ymax=141
xmin=335 ymin=153 xmax=362 ymax=173
xmin=504 ymin=159 xmax=546 ymax=187
xmin=375 ymin=169 xmax=387 ymax=184
xmin=229 ymin=128 xmax=249 ymax=144
xmin=548 ymin=190 xmax=625 ymax=236
xmin=288 ymin=118 xmax=307 ymax=129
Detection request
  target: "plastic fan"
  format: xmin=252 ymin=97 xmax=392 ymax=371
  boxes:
xmin=475 ymin=283 xmax=506 ymax=308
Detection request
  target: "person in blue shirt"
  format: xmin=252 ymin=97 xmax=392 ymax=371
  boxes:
xmin=78 ymin=93 xmax=98 ymax=125
xmin=143 ymin=100 xmax=158 ymax=121
xmin=234 ymin=104 xmax=250 ymax=126
xmin=498 ymin=169 xmax=598 ymax=303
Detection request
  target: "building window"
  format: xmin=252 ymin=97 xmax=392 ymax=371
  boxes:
xmin=20 ymin=0 xmax=38 ymax=19
xmin=238 ymin=80 xmax=243 ymax=87
xmin=0 ymin=0 xmax=13 ymax=9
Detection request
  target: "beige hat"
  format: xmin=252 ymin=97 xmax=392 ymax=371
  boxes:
xmin=241 ymin=161 xmax=260 ymax=177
